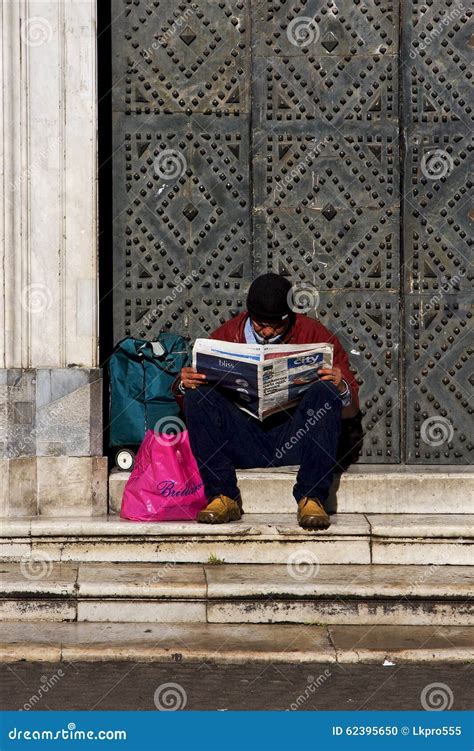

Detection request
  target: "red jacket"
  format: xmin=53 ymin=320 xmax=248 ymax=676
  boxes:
xmin=175 ymin=312 xmax=359 ymax=410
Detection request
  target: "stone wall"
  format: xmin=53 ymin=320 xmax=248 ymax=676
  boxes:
xmin=0 ymin=1 xmax=106 ymax=515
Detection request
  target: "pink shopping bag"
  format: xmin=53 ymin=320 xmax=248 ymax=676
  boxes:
xmin=120 ymin=429 xmax=207 ymax=521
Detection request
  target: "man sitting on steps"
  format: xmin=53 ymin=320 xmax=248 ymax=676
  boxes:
xmin=175 ymin=273 xmax=360 ymax=530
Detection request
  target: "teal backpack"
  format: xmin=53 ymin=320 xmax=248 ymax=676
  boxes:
xmin=108 ymin=333 xmax=190 ymax=460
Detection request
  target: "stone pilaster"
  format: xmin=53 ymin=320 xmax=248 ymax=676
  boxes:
xmin=0 ymin=1 xmax=106 ymax=515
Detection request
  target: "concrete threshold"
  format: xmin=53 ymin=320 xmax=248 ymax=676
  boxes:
xmin=0 ymin=623 xmax=471 ymax=665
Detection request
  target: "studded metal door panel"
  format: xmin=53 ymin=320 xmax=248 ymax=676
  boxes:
xmin=251 ymin=1 xmax=401 ymax=463
xmin=111 ymin=0 xmax=472 ymax=464
xmin=401 ymin=1 xmax=473 ymax=464
xmin=111 ymin=1 xmax=252 ymax=341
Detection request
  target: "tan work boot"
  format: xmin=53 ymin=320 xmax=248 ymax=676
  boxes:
xmin=297 ymin=497 xmax=330 ymax=530
xmin=197 ymin=494 xmax=243 ymax=524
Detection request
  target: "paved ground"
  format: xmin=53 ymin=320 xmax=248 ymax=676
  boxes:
xmin=1 ymin=661 xmax=471 ymax=711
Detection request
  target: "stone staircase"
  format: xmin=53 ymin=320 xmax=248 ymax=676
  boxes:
xmin=1 ymin=561 xmax=472 ymax=626
xmin=1 ymin=467 xmax=472 ymax=663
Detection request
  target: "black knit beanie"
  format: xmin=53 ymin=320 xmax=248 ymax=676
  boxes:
xmin=246 ymin=273 xmax=292 ymax=320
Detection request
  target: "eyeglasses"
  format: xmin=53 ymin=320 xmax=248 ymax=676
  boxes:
xmin=251 ymin=316 xmax=288 ymax=330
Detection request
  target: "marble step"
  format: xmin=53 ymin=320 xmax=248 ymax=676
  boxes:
xmin=0 ymin=622 xmax=472 ymax=664
xmin=109 ymin=466 xmax=474 ymax=515
xmin=1 ymin=513 xmax=472 ymax=565
xmin=1 ymin=563 xmax=472 ymax=626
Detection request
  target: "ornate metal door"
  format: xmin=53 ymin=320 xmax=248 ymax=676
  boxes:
xmin=110 ymin=0 xmax=472 ymax=464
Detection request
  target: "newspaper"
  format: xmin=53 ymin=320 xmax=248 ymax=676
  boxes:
xmin=192 ymin=338 xmax=333 ymax=420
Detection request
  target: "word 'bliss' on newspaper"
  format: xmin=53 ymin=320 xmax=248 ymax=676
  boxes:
xmin=192 ymin=339 xmax=334 ymax=420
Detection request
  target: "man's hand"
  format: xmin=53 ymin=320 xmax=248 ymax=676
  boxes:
xmin=180 ymin=366 xmax=207 ymax=389
xmin=318 ymin=366 xmax=345 ymax=393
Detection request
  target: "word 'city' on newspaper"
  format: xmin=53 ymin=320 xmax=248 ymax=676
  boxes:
xmin=192 ymin=339 xmax=334 ymax=420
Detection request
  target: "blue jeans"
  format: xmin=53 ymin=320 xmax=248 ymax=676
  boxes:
xmin=183 ymin=381 xmax=342 ymax=506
